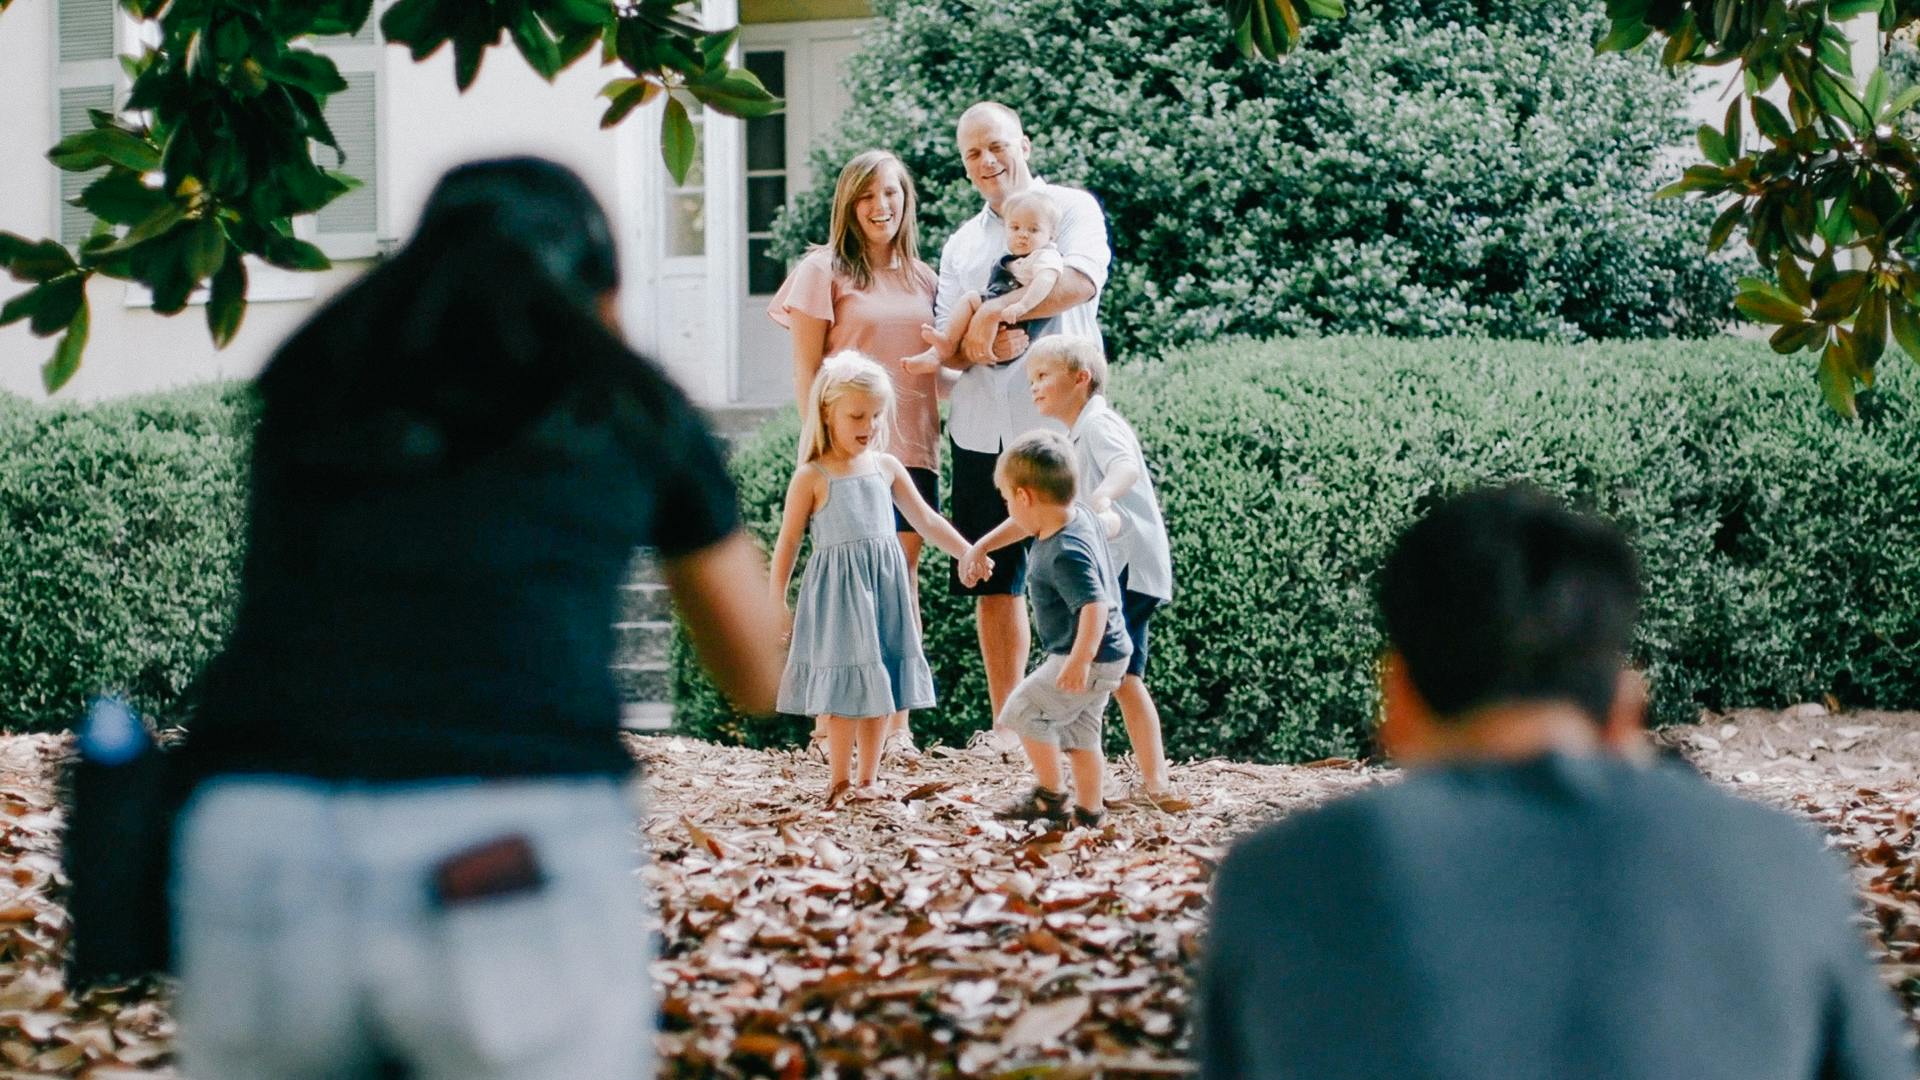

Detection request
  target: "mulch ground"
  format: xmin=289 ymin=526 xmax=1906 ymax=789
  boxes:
xmin=0 ymin=711 xmax=1914 ymax=1078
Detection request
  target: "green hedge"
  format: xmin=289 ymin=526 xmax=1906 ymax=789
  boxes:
xmin=771 ymin=0 xmax=1735 ymax=361
xmin=0 ymin=384 xmax=253 ymax=732
xmin=671 ymin=337 xmax=1920 ymax=762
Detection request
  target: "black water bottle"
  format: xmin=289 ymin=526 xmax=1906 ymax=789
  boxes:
xmin=65 ymin=696 xmax=174 ymax=987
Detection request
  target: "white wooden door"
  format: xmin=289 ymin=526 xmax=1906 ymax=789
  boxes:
xmin=734 ymin=20 xmax=869 ymax=406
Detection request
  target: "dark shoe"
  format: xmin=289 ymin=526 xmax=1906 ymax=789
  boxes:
xmin=1071 ymin=806 xmax=1108 ymax=829
xmin=996 ymin=785 xmax=1069 ymax=823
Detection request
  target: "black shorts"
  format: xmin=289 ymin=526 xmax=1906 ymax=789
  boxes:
xmin=1119 ymin=566 xmax=1163 ymax=679
xmin=949 ymin=439 xmax=1029 ymax=596
xmin=892 ymin=466 xmax=940 ymax=533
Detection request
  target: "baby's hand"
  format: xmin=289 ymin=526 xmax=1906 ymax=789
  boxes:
xmin=901 ymin=348 xmax=942 ymax=376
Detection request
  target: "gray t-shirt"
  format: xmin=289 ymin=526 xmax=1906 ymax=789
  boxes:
xmin=1027 ymin=506 xmax=1131 ymax=662
xmin=1198 ymin=753 xmax=1916 ymax=1080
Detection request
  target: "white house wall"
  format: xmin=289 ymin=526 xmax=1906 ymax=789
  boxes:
xmin=0 ymin=4 xmax=644 ymax=404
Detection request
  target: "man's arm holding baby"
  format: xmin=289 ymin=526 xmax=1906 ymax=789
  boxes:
xmin=963 ymin=187 xmax=1110 ymax=365
xmin=959 ymin=269 xmax=1095 ymax=365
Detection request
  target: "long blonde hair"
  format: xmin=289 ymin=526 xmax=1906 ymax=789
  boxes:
xmin=825 ymin=150 xmax=921 ymax=291
xmin=798 ymin=352 xmax=895 ymax=465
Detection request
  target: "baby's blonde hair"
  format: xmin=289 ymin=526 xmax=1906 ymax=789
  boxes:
xmin=798 ymin=351 xmax=895 ymax=465
xmin=1002 ymin=189 xmax=1060 ymax=235
xmin=1026 ymin=335 xmax=1108 ymax=394
xmin=995 ymin=429 xmax=1077 ymax=505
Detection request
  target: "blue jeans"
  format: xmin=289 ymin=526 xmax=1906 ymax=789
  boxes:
xmin=172 ymin=776 xmax=652 ymax=1079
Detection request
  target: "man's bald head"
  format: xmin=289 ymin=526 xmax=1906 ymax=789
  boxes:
xmin=955 ymin=102 xmax=1033 ymax=211
xmin=957 ymin=101 xmax=1024 ymax=142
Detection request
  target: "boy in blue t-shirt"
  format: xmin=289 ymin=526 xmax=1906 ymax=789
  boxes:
xmin=986 ymin=430 xmax=1131 ymax=828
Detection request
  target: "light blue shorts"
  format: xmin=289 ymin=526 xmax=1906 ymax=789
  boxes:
xmin=172 ymin=775 xmax=652 ymax=1080
xmin=999 ymin=653 xmax=1128 ymax=753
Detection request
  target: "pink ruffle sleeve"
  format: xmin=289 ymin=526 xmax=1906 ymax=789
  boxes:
xmin=767 ymin=250 xmax=837 ymax=329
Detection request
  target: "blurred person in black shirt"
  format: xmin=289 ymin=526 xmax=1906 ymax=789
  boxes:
xmin=174 ymin=157 xmax=783 ymax=1079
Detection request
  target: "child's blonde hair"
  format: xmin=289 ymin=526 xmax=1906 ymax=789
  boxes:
xmin=1027 ymin=335 xmax=1108 ymax=394
xmin=798 ymin=352 xmax=895 ymax=465
xmin=1002 ymin=189 xmax=1060 ymax=235
xmin=995 ymin=429 xmax=1077 ymax=505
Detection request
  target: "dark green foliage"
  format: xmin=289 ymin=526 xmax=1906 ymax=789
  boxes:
xmin=769 ymin=0 xmax=1735 ymax=364
xmin=671 ymin=337 xmax=1920 ymax=762
xmin=0 ymin=386 xmax=253 ymax=732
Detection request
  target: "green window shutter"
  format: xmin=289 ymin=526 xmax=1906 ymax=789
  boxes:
xmin=58 ymin=0 xmax=114 ymax=62
xmin=317 ymin=71 xmax=378 ymax=237
xmin=57 ymin=85 xmax=114 ymax=247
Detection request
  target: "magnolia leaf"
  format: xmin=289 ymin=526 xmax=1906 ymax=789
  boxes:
xmin=1750 ymin=96 xmax=1793 ymax=140
xmin=1734 ymin=289 xmax=1807 ymax=324
xmin=690 ymin=70 xmax=784 ymax=120
xmin=47 ymin=127 xmax=161 ymax=173
xmin=26 ymin=275 xmax=86 ymax=337
xmin=600 ymin=79 xmax=662 ymax=128
xmin=75 ymin=172 xmax=168 ymax=226
xmin=1887 ymin=295 xmax=1920 ymax=362
xmin=509 ymin=6 xmax=564 ymax=80
xmin=1595 ymin=17 xmax=1654 ymax=54
xmin=0 ymin=234 xmax=77 ymax=284
xmin=1812 ymin=270 xmax=1869 ymax=320
xmin=1698 ymin=123 xmax=1731 ymax=166
xmin=42 ymin=298 xmax=90 ymax=394
xmin=207 ymin=251 xmax=247 ymax=348
xmin=1864 ymin=65 xmax=1889 ymax=118
xmin=1887 ymin=84 xmax=1920 ymax=121
xmin=264 ymin=235 xmax=331 ymax=271
xmin=1818 ymin=337 xmax=1858 ymax=417
xmin=1853 ymin=287 xmax=1887 ymax=369
xmin=1707 ymin=199 xmax=1744 ymax=252
xmin=661 ymin=94 xmax=696 ymax=185
xmin=1769 ymin=320 xmax=1822 ymax=354
xmin=91 ymin=199 xmax=188 ymax=256
xmin=1777 ymin=254 xmax=1813 ymax=306
xmin=182 ymin=215 xmax=228 ymax=283
xmin=261 ymin=50 xmax=348 ymax=97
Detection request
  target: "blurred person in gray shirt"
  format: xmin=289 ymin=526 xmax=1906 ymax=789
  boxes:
xmin=1197 ymin=483 xmax=1915 ymax=1080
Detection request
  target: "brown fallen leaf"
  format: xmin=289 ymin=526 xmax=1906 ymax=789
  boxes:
xmin=1001 ymin=994 xmax=1090 ymax=1048
xmin=683 ymin=817 xmax=727 ymax=859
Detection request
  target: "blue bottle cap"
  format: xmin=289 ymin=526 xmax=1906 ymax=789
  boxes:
xmin=78 ymin=697 xmax=148 ymax=767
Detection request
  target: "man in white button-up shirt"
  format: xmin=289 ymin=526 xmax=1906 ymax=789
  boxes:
xmin=935 ymin=101 xmax=1112 ymax=746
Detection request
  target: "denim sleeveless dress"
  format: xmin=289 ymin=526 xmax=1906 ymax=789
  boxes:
xmin=776 ymin=467 xmax=936 ymax=717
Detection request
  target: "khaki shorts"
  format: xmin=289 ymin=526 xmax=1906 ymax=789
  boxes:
xmin=998 ymin=654 xmax=1128 ymax=753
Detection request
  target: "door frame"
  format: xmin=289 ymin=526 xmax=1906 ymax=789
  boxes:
xmin=730 ymin=17 xmax=870 ymax=404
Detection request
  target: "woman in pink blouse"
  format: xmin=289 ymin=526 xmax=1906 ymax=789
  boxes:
xmin=770 ymin=149 xmax=941 ymax=760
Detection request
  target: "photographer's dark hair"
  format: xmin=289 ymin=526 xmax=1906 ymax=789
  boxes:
xmin=255 ymin=156 xmax=671 ymax=472
xmin=1379 ymin=483 xmax=1641 ymax=723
